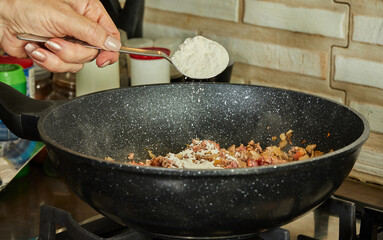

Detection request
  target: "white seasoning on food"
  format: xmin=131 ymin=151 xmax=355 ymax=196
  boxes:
xmin=171 ymin=36 xmax=229 ymax=79
xmin=166 ymin=139 xmax=224 ymax=169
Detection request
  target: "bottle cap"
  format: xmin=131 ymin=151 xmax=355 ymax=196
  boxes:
xmin=0 ymin=56 xmax=33 ymax=69
xmin=0 ymin=64 xmax=26 ymax=94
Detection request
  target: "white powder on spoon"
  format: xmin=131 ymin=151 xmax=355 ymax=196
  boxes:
xmin=171 ymin=36 xmax=229 ymax=79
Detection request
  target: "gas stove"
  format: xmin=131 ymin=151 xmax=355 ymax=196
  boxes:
xmin=37 ymin=195 xmax=383 ymax=240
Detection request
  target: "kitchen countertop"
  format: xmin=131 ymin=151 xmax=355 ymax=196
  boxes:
xmin=0 ymin=163 xmax=98 ymax=240
xmin=0 ymin=162 xmax=382 ymax=240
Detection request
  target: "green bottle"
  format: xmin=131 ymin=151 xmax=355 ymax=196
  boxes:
xmin=0 ymin=64 xmax=27 ymax=94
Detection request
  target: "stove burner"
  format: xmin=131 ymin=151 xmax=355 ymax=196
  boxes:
xmin=38 ymin=204 xmax=290 ymax=240
xmin=37 ymin=196 xmax=383 ymax=240
xmin=359 ymin=207 xmax=383 ymax=239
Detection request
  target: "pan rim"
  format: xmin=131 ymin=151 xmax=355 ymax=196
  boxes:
xmin=38 ymin=83 xmax=370 ymax=176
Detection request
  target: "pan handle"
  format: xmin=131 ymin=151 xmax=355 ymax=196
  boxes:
xmin=0 ymin=81 xmax=58 ymax=141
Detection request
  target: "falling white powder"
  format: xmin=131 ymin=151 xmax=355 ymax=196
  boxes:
xmin=171 ymin=36 xmax=229 ymax=79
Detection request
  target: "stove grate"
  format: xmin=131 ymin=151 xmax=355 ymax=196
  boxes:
xmin=38 ymin=204 xmax=290 ymax=240
xmin=37 ymin=196 xmax=383 ymax=240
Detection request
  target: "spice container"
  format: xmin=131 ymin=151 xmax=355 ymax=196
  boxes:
xmin=154 ymin=37 xmax=183 ymax=81
xmin=76 ymin=60 xmax=119 ymax=96
xmin=126 ymin=38 xmax=154 ymax=85
xmin=126 ymin=38 xmax=153 ymax=48
xmin=0 ymin=56 xmax=35 ymax=97
xmin=129 ymin=47 xmax=171 ymax=86
xmin=0 ymin=64 xmax=26 ymax=94
xmin=34 ymin=65 xmax=52 ymax=100
xmin=46 ymin=72 xmax=76 ymax=100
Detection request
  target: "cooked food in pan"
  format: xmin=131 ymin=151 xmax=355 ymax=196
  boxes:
xmin=106 ymin=130 xmax=329 ymax=169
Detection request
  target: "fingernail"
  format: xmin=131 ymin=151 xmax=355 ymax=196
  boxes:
xmin=46 ymin=40 xmax=62 ymax=51
xmin=99 ymin=60 xmax=110 ymax=68
xmin=31 ymin=50 xmax=47 ymax=62
xmin=25 ymin=43 xmax=37 ymax=53
xmin=104 ymin=36 xmax=121 ymax=52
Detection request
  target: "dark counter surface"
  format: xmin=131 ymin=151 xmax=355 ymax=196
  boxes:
xmin=0 ymin=162 xmax=98 ymax=240
xmin=0 ymin=161 xmax=382 ymax=240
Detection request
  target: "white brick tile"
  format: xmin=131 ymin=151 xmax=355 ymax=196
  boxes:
xmin=145 ymin=0 xmax=239 ymax=22
xmin=143 ymin=24 xmax=326 ymax=78
xmin=244 ymin=0 xmax=347 ymax=39
xmin=350 ymin=101 xmax=383 ymax=134
xmin=230 ymin=76 xmax=246 ymax=84
xmin=143 ymin=23 xmax=196 ymax=40
xmin=334 ymin=55 xmax=383 ymax=90
xmin=206 ymin=35 xmax=326 ymax=78
xmin=354 ymin=148 xmax=383 ymax=177
xmin=357 ymin=148 xmax=383 ymax=169
xmin=354 ymin=163 xmax=383 ymax=177
xmin=353 ymin=15 xmax=383 ymax=45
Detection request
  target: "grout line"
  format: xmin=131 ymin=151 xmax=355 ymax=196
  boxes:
xmin=329 ymin=0 xmax=352 ymax=104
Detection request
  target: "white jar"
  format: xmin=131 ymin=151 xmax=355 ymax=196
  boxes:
xmin=126 ymin=38 xmax=154 ymax=81
xmin=76 ymin=60 xmax=120 ymax=96
xmin=154 ymin=37 xmax=183 ymax=79
xmin=126 ymin=38 xmax=153 ymax=48
xmin=129 ymin=47 xmax=170 ymax=86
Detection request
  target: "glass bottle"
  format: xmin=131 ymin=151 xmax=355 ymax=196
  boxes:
xmin=46 ymin=72 xmax=76 ymax=100
xmin=34 ymin=65 xmax=52 ymax=100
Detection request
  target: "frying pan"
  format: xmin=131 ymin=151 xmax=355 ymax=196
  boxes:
xmin=0 ymin=82 xmax=369 ymax=239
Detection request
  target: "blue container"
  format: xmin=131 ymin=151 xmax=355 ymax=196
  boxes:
xmin=0 ymin=120 xmax=18 ymax=141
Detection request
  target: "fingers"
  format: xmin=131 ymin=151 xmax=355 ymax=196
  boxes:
xmin=96 ymin=50 xmax=119 ymax=68
xmin=44 ymin=38 xmax=99 ymax=64
xmin=25 ymin=43 xmax=83 ymax=73
xmin=24 ymin=41 xmax=119 ymax=72
xmin=61 ymin=0 xmax=121 ymax=52
xmin=1 ymin=0 xmax=121 ymax=72
xmin=0 ymin=31 xmax=29 ymax=59
xmin=44 ymin=38 xmax=119 ymax=68
xmin=49 ymin=0 xmax=121 ymax=69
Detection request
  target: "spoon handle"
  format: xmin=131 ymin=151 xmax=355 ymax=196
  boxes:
xmin=17 ymin=33 xmax=172 ymax=62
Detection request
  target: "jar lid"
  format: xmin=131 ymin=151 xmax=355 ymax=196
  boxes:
xmin=129 ymin=47 xmax=171 ymax=60
xmin=0 ymin=55 xmax=33 ymax=69
xmin=0 ymin=64 xmax=26 ymax=94
xmin=0 ymin=64 xmax=26 ymax=84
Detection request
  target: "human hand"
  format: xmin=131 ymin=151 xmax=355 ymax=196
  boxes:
xmin=0 ymin=0 xmax=121 ymax=73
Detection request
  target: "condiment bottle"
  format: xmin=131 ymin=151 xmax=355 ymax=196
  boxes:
xmin=154 ymin=37 xmax=183 ymax=81
xmin=129 ymin=47 xmax=171 ymax=86
xmin=0 ymin=64 xmax=26 ymax=94
xmin=34 ymin=65 xmax=52 ymax=100
xmin=76 ymin=60 xmax=120 ymax=96
xmin=126 ymin=38 xmax=154 ymax=85
xmin=46 ymin=72 xmax=76 ymax=100
xmin=0 ymin=56 xmax=35 ymax=97
xmin=126 ymin=38 xmax=154 ymax=48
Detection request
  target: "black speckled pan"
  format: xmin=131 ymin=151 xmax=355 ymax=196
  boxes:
xmin=0 ymin=82 xmax=369 ymax=239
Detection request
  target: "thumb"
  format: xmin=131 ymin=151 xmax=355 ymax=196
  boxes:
xmin=65 ymin=13 xmax=121 ymax=52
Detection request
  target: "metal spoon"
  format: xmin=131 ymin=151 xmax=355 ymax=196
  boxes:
xmin=17 ymin=33 xmax=172 ymax=62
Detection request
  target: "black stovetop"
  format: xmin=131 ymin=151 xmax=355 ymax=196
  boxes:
xmin=38 ymin=196 xmax=383 ymax=240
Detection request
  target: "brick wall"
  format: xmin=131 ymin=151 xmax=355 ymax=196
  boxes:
xmin=138 ymin=0 xmax=383 ymax=184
